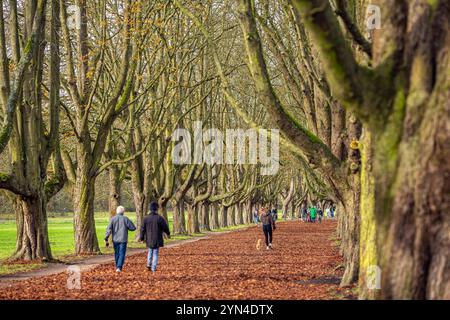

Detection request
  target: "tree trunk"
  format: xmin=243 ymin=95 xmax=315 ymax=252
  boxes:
xmin=172 ymin=199 xmax=186 ymax=235
xmin=358 ymin=130 xmax=377 ymax=299
xmin=281 ymin=178 xmax=295 ymax=220
xmin=200 ymin=202 xmax=211 ymax=231
xmin=159 ymin=202 xmax=169 ymax=222
xmin=133 ymin=192 xmax=145 ymax=241
xmin=73 ymin=171 xmax=100 ymax=255
xmin=219 ymin=205 xmax=228 ymax=228
xmin=290 ymin=202 xmax=296 ymax=219
xmin=339 ymin=113 xmax=362 ymax=286
xmin=244 ymin=200 xmax=252 ymax=224
xmin=282 ymin=202 xmax=288 ymax=220
xmin=187 ymin=203 xmax=200 ymax=234
xmin=227 ymin=205 xmax=236 ymax=226
xmin=108 ymin=166 xmax=121 ymax=218
xmin=210 ymin=202 xmax=220 ymax=230
xmin=377 ymin=74 xmax=450 ymax=299
xmin=236 ymin=203 xmax=244 ymax=225
xmin=13 ymin=194 xmax=52 ymax=261
xmin=161 ymin=206 xmax=168 ymax=221
xmin=331 ymin=101 xmax=347 ymax=161
xmin=129 ymin=157 xmax=150 ymax=241
xmin=296 ymin=204 xmax=302 ymax=219
xmin=249 ymin=201 xmax=254 ymax=224
xmin=339 ymin=189 xmax=360 ymax=287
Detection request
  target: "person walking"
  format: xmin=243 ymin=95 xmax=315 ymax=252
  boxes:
xmin=105 ymin=206 xmax=136 ymax=273
xmin=271 ymin=208 xmax=278 ymax=221
xmin=309 ymin=205 xmax=317 ymax=223
xmin=318 ymin=207 xmax=323 ymax=223
xmin=140 ymin=201 xmax=171 ymax=272
xmin=301 ymin=205 xmax=308 ymax=222
xmin=253 ymin=208 xmax=259 ymax=225
xmin=260 ymin=207 xmax=276 ymax=250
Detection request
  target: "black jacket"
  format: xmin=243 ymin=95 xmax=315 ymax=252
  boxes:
xmin=260 ymin=212 xmax=276 ymax=230
xmin=140 ymin=211 xmax=170 ymax=249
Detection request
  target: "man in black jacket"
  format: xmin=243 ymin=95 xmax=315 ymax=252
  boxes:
xmin=140 ymin=201 xmax=170 ymax=272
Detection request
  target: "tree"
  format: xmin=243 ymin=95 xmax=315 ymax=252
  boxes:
xmin=291 ymin=0 xmax=449 ymax=299
xmin=235 ymin=0 xmax=361 ymax=285
xmin=0 ymin=0 xmax=66 ymax=261
xmin=59 ymin=0 xmax=140 ymax=254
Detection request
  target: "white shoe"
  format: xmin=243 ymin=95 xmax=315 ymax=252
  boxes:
xmin=116 ymin=268 xmax=121 ymax=273
xmin=269 ymin=243 xmax=273 ymax=249
xmin=266 ymin=246 xmax=270 ymax=250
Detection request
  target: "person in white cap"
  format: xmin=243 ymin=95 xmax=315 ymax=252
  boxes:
xmin=105 ymin=206 xmax=136 ymax=272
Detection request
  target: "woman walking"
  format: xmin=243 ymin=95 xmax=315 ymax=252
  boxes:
xmin=260 ymin=207 xmax=276 ymax=250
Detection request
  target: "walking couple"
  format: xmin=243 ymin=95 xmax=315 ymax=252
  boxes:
xmin=105 ymin=201 xmax=170 ymax=273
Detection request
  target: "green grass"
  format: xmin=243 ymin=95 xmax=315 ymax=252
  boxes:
xmin=0 ymin=212 xmax=251 ymax=274
xmin=0 ymin=212 xmax=177 ymax=260
xmin=0 ymin=263 xmax=43 ymax=275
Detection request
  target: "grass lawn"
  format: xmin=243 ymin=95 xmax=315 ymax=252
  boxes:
xmin=0 ymin=212 xmax=139 ymax=261
xmin=0 ymin=212 xmax=251 ymax=275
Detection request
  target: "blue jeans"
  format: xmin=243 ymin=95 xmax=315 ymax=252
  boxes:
xmin=113 ymin=242 xmax=127 ymax=270
xmin=147 ymin=248 xmax=159 ymax=272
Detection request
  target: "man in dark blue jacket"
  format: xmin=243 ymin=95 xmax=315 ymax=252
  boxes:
xmin=140 ymin=201 xmax=171 ymax=272
xmin=105 ymin=206 xmax=136 ymax=272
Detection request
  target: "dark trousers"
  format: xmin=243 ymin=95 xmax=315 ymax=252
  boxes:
xmin=113 ymin=242 xmax=127 ymax=270
xmin=263 ymin=224 xmax=273 ymax=246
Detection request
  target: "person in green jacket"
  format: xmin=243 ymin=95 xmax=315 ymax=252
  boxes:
xmin=309 ymin=206 xmax=317 ymax=223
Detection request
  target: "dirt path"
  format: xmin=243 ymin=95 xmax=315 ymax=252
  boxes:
xmin=0 ymin=220 xmax=349 ymax=300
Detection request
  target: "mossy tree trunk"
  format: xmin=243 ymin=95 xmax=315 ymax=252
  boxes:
xmin=13 ymin=191 xmax=51 ymax=261
xmin=210 ymin=202 xmax=220 ymax=230
xmin=292 ymin=0 xmax=450 ymax=299
xmin=73 ymin=156 xmax=100 ymax=254
xmin=227 ymin=205 xmax=236 ymax=226
xmin=219 ymin=205 xmax=228 ymax=228
xmin=281 ymin=178 xmax=295 ymax=220
xmin=200 ymin=202 xmax=211 ymax=231
xmin=290 ymin=202 xmax=296 ymax=220
xmin=358 ymin=130 xmax=377 ymax=299
xmin=236 ymin=203 xmax=244 ymax=225
xmin=186 ymin=203 xmax=200 ymax=235
xmin=172 ymin=198 xmax=187 ymax=235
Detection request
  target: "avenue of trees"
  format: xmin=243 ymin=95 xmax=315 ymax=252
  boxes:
xmin=0 ymin=0 xmax=448 ymax=300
